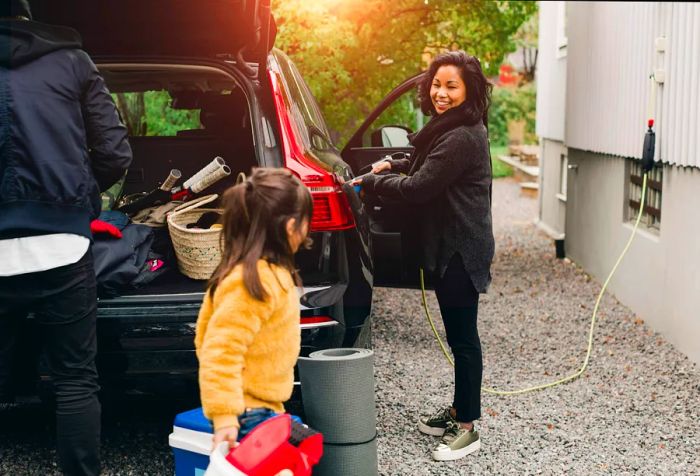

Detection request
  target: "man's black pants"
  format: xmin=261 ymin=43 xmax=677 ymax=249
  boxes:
xmin=433 ymin=253 xmax=482 ymax=423
xmin=0 ymin=252 xmax=101 ymax=476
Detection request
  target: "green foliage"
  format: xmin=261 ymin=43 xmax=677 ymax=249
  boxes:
xmin=490 ymin=145 xmax=513 ymax=178
xmin=272 ymin=0 xmax=537 ymax=146
xmin=488 ymin=83 xmax=537 ymax=147
xmin=366 ymin=89 xmax=424 ymax=145
xmin=112 ymin=91 xmax=199 ymax=136
xmin=142 ymin=91 xmax=200 ymax=136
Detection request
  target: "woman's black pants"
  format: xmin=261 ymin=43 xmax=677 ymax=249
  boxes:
xmin=433 ymin=253 xmax=482 ymax=423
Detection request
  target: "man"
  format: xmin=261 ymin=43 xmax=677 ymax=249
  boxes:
xmin=0 ymin=1 xmax=132 ymax=474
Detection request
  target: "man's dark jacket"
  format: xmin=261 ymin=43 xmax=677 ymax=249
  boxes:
xmin=361 ymin=103 xmax=494 ymax=293
xmin=0 ymin=19 xmax=132 ymax=240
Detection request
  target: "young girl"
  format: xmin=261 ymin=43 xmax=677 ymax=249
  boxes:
xmin=195 ymin=167 xmax=312 ymax=449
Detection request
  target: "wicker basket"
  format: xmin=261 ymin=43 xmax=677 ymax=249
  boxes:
xmin=166 ymin=194 xmax=223 ymax=280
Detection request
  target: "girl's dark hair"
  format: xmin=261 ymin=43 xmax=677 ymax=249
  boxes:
xmin=419 ymin=50 xmax=493 ymax=126
xmin=208 ymin=167 xmax=313 ymax=301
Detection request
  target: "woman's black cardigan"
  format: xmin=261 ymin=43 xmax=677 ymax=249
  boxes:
xmin=361 ymin=106 xmax=494 ymax=293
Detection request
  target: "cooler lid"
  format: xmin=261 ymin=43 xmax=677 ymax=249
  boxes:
xmin=174 ymin=407 xmax=214 ymax=433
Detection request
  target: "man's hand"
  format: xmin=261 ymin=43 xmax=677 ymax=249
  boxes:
xmin=212 ymin=426 xmax=239 ymax=452
xmin=371 ymin=161 xmax=392 ymax=174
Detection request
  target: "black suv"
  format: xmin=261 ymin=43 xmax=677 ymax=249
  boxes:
xmin=21 ymin=0 xmax=428 ymax=397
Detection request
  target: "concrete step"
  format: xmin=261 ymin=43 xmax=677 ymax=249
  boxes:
xmin=498 ymin=155 xmax=539 ymax=182
xmin=508 ymin=144 xmax=540 ymax=166
xmin=520 ymin=181 xmax=539 ymax=198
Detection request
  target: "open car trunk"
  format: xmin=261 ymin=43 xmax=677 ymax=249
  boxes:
xmin=31 ymin=0 xmax=274 ymax=65
xmin=97 ymin=63 xmax=257 ymax=301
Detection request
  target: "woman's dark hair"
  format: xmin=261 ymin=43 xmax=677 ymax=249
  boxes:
xmin=208 ymin=167 xmax=313 ymax=301
xmin=419 ymin=50 xmax=493 ymax=126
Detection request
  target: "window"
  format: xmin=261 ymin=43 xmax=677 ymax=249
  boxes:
xmin=362 ymin=88 xmax=425 ymax=147
xmin=627 ymin=159 xmax=663 ymax=231
xmin=558 ymin=153 xmax=568 ymax=199
xmin=112 ymin=91 xmax=201 ymax=137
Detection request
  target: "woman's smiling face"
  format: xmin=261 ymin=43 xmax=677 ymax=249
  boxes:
xmin=430 ymin=65 xmax=467 ymax=115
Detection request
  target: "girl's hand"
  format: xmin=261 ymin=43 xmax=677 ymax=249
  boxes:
xmin=372 ymin=161 xmax=392 ymax=174
xmin=212 ymin=426 xmax=239 ymax=452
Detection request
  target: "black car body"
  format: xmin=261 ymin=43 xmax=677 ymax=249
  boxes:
xmin=16 ymin=0 xmax=427 ymax=397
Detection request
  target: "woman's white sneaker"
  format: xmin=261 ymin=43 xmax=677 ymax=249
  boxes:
xmin=431 ymin=421 xmax=480 ymax=461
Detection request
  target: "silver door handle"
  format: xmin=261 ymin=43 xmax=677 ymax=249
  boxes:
xmin=567 ymin=164 xmax=579 ymax=170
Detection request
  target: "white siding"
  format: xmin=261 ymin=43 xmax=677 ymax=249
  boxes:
xmin=565 ymin=2 xmax=655 ymax=160
xmin=661 ymin=3 xmax=700 ymax=168
xmin=536 ymin=2 xmax=567 ymax=141
xmin=564 ymin=2 xmax=699 ymax=168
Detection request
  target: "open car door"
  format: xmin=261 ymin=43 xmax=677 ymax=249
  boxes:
xmin=341 ymin=73 xmax=428 ymax=288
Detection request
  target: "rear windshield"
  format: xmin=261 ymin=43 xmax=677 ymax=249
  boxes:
xmin=101 ymin=65 xmax=247 ymax=138
xmin=111 ymin=91 xmax=202 ymax=137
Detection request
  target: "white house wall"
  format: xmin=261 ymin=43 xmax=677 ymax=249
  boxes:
xmin=661 ymin=3 xmax=700 ymax=168
xmin=536 ymin=1 xmax=567 ymax=141
xmin=566 ymin=2 xmax=700 ymax=168
xmin=565 ymin=2 xmax=658 ymax=162
xmin=565 ymin=152 xmax=700 ymax=364
xmin=559 ymin=2 xmax=700 ymax=363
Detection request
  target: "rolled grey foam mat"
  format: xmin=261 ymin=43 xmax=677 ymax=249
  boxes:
xmin=313 ymin=438 xmax=378 ymax=476
xmin=298 ymin=348 xmax=377 ymax=445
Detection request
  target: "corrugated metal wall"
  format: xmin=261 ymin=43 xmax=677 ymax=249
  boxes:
xmin=535 ymin=2 xmax=566 ymax=141
xmin=661 ymin=3 xmax=700 ymax=168
xmin=564 ymin=2 xmax=700 ymax=168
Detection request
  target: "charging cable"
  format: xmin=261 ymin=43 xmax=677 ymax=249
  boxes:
xmin=420 ymin=173 xmax=648 ymax=395
xmin=418 ymin=73 xmax=659 ymax=395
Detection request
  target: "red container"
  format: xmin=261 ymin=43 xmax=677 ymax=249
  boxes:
xmin=226 ymin=414 xmax=323 ymax=476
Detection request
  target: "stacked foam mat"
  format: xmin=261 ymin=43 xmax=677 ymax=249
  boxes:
xmin=298 ymin=348 xmax=378 ymax=476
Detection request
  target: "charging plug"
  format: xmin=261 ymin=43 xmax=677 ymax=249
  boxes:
xmin=641 ymin=120 xmax=655 ymax=173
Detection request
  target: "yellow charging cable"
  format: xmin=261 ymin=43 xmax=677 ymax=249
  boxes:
xmin=421 ymin=173 xmax=649 ymax=395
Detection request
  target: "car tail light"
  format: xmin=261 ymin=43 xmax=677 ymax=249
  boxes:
xmin=302 ymin=175 xmax=355 ymax=231
xmin=300 ymin=316 xmax=334 ymax=325
xmin=268 ymin=70 xmax=355 ymax=232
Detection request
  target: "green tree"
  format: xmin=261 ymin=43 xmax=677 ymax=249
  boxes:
xmin=273 ymin=0 xmax=537 ymax=145
xmin=112 ymin=91 xmax=199 ymax=137
xmin=513 ymin=11 xmax=539 ymax=83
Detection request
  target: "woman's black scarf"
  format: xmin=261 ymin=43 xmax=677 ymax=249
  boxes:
xmin=409 ymin=102 xmax=477 ymax=151
xmin=405 ymin=102 xmax=480 ymax=176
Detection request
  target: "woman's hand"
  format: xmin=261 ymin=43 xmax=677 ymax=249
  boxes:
xmin=372 ymin=160 xmax=392 ymax=174
xmin=212 ymin=426 xmax=239 ymax=452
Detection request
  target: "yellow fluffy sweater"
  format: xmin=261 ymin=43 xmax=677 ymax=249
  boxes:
xmin=195 ymin=260 xmax=300 ymax=431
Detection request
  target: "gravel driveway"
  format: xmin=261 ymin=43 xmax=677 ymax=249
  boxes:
xmin=374 ymin=178 xmax=700 ymax=475
xmin=0 ymin=178 xmax=698 ymax=475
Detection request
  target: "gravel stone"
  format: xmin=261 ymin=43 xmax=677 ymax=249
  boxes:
xmin=0 ymin=178 xmax=698 ymax=475
xmin=373 ymin=178 xmax=700 ymax=475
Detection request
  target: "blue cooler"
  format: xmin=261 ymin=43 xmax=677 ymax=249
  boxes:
xmin=169 ymin=407 xmax=214 ymax=476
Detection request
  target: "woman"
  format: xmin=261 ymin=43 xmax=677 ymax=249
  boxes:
xmin=358 ymin=51 xmax=494 ymax=461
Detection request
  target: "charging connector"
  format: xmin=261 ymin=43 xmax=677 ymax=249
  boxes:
xmin=641 ymin=120 xmax=655 ymax=173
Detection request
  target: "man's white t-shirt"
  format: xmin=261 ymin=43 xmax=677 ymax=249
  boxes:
xmin=0 ymin=234 xmax=90 ymax=277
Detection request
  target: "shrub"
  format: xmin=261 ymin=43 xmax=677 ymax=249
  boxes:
xmin=488 ymin=83 xmax=536 ymax=147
